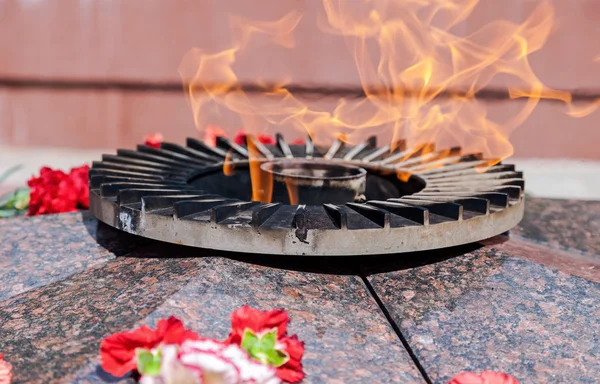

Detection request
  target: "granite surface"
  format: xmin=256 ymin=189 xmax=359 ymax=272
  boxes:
xmin=514 ymin=197 xmax=600 ymax=256
xmin=2 ymin=197 xmax=600 ymax=384
xmin=0 ymin=211 xmax=147 ymax=300
xmin=484 ymin=235 xmax=600 ymax=284
xmin=0 ymin=252 xmax=200 ymax=383
xmin=0 ymin=240 xmax=424 ymax=383
xmin=367 ymin=243 xmax=600 ymax=383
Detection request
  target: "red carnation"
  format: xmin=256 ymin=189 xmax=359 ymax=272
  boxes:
xmin=0 ymin=353 xmax=12 ymax=384
xmin=233 ymin=131 xmax=276 ymax=146
xmin=100 ymin=316 xmax=199 ymax=377
xmin=233 ymin=131 xmax=247 ymax=146
xmin=225 ymin=306 xmax=305 ymax=383
xmin=27 ymin=165 xmax=90 ymax=216
xmin=144 ymin=133 xmax=163 ymax=148
xmin=227 ymin=306 xmax=289 ymax=342
xmin=204 ymin=125 xmax=228 ymax=147
xmin=257 ymin=134 xmax=276 ymax=145
xmin=273 ymin=335 xmax=305 ymax=383
xmin=69 ymin=165 xmax=90 ymax=209
xmin=28 ymin=167 xmax=78 ymax=215
xmin=449 ymin=371 xmax=520 ymax=384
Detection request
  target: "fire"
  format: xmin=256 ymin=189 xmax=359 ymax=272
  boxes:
xmin=223 ymin=150 xmax=236 ymax=176
xmin=179 ymin=0 xmax=598 ymax=199
xmin=247 ymin=138 xmax=273 ymax=203
xmin=285 ymin=178 xmax=300 ymax=206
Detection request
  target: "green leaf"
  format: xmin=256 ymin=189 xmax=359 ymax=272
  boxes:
xmin=240 ymin=328 xmax=289 ymax=367
xmin=12 ymin=188 xmax=30 ymax=210
xmin=0 ymin=209 xmax=20 ymax=218
xmin=263 ymin=347 xmax=289 ymax=367
xmin=241 ymin=329 xmax=260 ymax=351
xmin=136 ymin=348 xmax=162 ymax=377
xmin=0 ymin=188 xmax=29 ymax=217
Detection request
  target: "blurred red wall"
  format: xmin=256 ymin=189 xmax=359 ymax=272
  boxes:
xmin=0 ymin=0 xmax=599 ymax=158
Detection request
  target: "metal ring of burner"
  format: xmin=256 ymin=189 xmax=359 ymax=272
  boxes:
xmin=89 ymin=134 xmax=524 ymax=256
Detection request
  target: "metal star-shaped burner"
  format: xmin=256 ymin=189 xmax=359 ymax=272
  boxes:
xmin=89 ymin=135 xmax=524 ymax=255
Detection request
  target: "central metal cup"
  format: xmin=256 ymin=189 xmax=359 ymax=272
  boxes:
xmin=260 ymin=160 xmax=367 ymax=205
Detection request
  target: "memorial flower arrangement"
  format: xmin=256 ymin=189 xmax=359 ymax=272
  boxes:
xmin=0 ymin=344 xmax=521 ymax=384
xmin=99 ymin=306 xmax=305 ymax=384
xmin=96 ymin=305 xmax=520 ymax=384
xmin=0 ymin=133 xmax=163 ymax=218
xmin=0 ymin=165 xmax=90 ymax=217
xmin=203 ymin=126 xmax=304 ymax=147
xmin=233 ymin=131 xmax=276 ymax=146
xmin=204 ymin=125 xmax=275 ymax=147
xmin=26 ymin=165 xmax=90 ymax=216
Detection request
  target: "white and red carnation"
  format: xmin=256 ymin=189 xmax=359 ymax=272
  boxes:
xmin=225 ymin=306 xmax=305 ymax=383
xmin=139 ymin=339 xmax=280 ymax=384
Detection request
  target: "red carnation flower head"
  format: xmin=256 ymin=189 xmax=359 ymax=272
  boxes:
xmin=69 ymin=165 xmax=90 ymax=209
xmin=227 ymin=306 xmax=289 ymax=343
xmin=100 ymin=316 xmax=199 ymax=377
xmin=256 ymin=134 xmax=276 ymax=146
xmin=233 ymin=131 xmax=247 ymax=146
xmin=272 ymin=335 xmax=305 ymax=383
xmin=204 ymin=125 xmax=228 ymax=147
xmin=26 ymin=165 xmax=90 ymax=216
xmin=233 ymin=131 xmax=275 ymax=146
xmin=449 ymin=371 xmax=520 ymax=384
xmin=225 ymin=306 xmax=305 ymax=383
xmin=0 ymin=353 xmax=12 ymax=384
xmin=27 ymin=167 xmax=78 ymax=215
xmin=144 ymin=133 xmax=164 ymax=149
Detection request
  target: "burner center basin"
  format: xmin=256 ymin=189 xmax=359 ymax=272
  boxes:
xmin=260 ymin=160 xmax=367 ymax=204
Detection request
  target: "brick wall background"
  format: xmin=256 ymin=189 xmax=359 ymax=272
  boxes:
xmin=1 ymin=0 xmax=599 ymax=158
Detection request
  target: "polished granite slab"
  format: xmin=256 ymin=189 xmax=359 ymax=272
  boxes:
xmin=0 ymin=211 xmax=147 ymax=300
xmin=365 ymin=196 xmax=600 ymax=383
xmin=1 ymin=197 xmax=600 ymax=384
xmin=514 ymin=197 xmax=600 ymax=256
xmin=0 ymin=215 xmax=424 ymax=384
xmin=366 ymin=240 xmax=600 ymax=383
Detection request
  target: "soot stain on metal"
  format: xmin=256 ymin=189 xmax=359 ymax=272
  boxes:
xmin=294 ymin=210 xmax=310 ymax=244
xmin=295 ymin=227 xmax=308 ymax=244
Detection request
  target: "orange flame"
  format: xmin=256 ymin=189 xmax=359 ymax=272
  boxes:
xmin=560 ymin=53 xmax=600 ymax=118
xmin=285 ymin=177 xmax=300 ymax=205
xmin=180 ymin=0 xmax=598 ymax=178
xmin=223 ymin=149 xmax=236 ymax=176
xmin=247 ymin=137 xmax=273 ymax=203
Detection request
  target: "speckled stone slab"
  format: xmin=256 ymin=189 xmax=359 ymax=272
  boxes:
xmin=514 ymin=197 xmax=600 ymax=256
xmin=0 ymin=253 xmax=199 ymax=384
xmin=367 ymin=242 xmax=600 ymax=383
xmin=484 ymin=235 xmax=600 ymax=284
xmin=0 ymin=211 xmax=148 ymax=300
xmin=0 ymin=239 xmax=424 ymax=384
xmin=3 ymin=196 xmax=600 ymax=384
